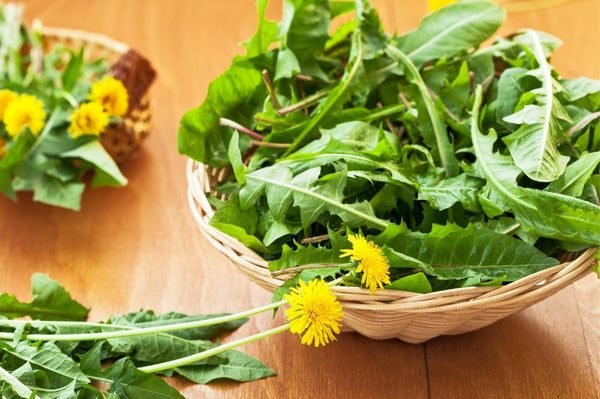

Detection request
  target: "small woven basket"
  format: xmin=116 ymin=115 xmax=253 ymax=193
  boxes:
xmin=187 ymin=160 xmax=598 ymax=343
xmin=40 ymin=27 xmax=155 ymax=163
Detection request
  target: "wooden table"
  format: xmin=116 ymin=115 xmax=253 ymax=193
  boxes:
xmin=3 ymin=0 xmax=599 ymax=397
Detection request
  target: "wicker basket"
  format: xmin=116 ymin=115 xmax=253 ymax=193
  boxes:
xmin=40 ymin=26 xmax=155 ymax=163
xmin=187 ymin=160 xmax=598 ymax=343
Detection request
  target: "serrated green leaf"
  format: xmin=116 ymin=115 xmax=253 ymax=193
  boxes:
xmin=0 ymin=341 xmax=89 ymax=386
xmin=269 ymin=238 xmax=348 ymax=272
xmin=386 ymin=272 xmax=432 ymax=294
xmin=0 ymin=363 xmax=42 ymax=399
xmin=209 ymin=194 xmax=273 ymax=254
xmin=177 ymin=58 xmax=271 ymax=167
xmin=241 ymin=0 xmax=278 ymax=58
xmin=241 ymin=164 xmax=388 ymax=230
xmin=546 ymin=152 xmax=600 ymax=196
xmin=107 ymin=310 xmax=247 ymax=341
xmin=104 ymin=328 xmax=223 ymax=367
xmin=472 ymin=86 xmax=600 ymax=247
xmin=61 ymin=47 xmax=83 ymax=92
xmin=561 ymin=77 xmax=600 ymax=110
xmin=418 ymin=173 xmax=483 ymax=212
xmin=278 ymin=0 xmax=331 ymax=67
xmin=0 ymin=274 xmax=89 ymax=321
xmin=106 ymin=358 xmax=184 ymax=399
xmin=380 ymin=223 xmax=559 ymax=281
xmin=386 ymin=44 xmax=459 ymax=177
xmin=495 ymin=67 xmax=531 ymax=128
xmin=281 ymin=122 xmax=415 ymax=185
xmin=354 ymin=0 xmax=388 ymax=60
xmin=502 ymin=30 xmax=571 ymax=182
xmin=60 ymin=141 xmax=127 ymax=188
xmin=174 ymin=349 xmax=276 ymax=384
xmin=394 ymin=0 xmax=505 ymax=69
xmin=32 ymin=175 xmax=85 ymax=211
xmin=274 ymin=47 xmax=301 ymax=81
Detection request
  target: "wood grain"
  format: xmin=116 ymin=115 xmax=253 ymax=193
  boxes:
xmin=2 ymin=0 xmax=598 ymax=398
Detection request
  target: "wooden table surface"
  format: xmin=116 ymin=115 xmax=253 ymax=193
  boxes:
xmin=3 ymin=0 xmax=600 ymax=398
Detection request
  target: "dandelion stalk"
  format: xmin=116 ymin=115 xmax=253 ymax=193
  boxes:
xmin=249 ymin=140 xmax=291 ymax=148
xmin=25 ymin=107 xmax=60 ymax=156
xmin=140 ymin=324 xmax=291 ymax=374
xmin=0 ymin=365 xmax=42 ymax=399
xmin=262 ymin=69 xmax=282 ymax=110
xmin=556 ymin=111 xmax=600 ymax=145
xmin=219 ymin=117 xmax=264 ymax=140
xmin=277 ymin=91 xmax=328 ymax=116
xmin=0 ymin=300 xmax=288 ymax=342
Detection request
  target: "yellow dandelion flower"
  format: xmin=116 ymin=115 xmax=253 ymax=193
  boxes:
xmin=284 ymin=279 xmax=343 ymax=347
xmin=340 ymin=234 xmax=391 ymax=295
xmin=3 ymin=93 xmax=47 ymax=138
xmin=68 ymin=102 xmax=110 ymax=138
xmin=88 ymin=76 xmax=129 ymax=117
xmin=0 ymin=89 xmax=18 ymax=120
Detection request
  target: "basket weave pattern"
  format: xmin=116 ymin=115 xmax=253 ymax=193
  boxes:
xmin=187 ymin=160 xmax=597 ymax=343
xmin=40 ymin=27 xmax=153 ymax=163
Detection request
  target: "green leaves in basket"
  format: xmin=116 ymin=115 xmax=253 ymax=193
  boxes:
xmin=471 ymin=86 xmax=600 ymax=247
xmin=501 ymin=30 xmax=570 ymax=183
xmin=375 ymin=223 xmax=559 ymax=282
xmin=0 ymin=274 xmax=276 ymax=398
xmin=393 ymin=0 xmax=506 ymax=69
xmin=178 ymin=0 xmax=600 ymax=296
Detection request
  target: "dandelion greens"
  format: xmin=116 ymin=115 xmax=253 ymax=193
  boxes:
xmin=178 ymin=0 xmax=600 ymax=296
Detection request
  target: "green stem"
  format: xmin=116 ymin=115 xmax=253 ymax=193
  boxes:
xmin=26 ymin=107 xmax=60 ymax=157
xmin=557 ymin=111 xmax=600 ymax=145
xmin=362 ymin=103 xmax=406 ymax=122
xmin=282 ymin=36 xmax=364 ymax=157
xmin=277 ymin=91 xmax=329 ymax=116
xmin=385 ymin=44 xmax=458 ymax=178
xmin=0 ymin=365 xmax=42 ymax=399
xmin=0 ymin=300 xmax=287 ymax=342
xmin=58 ymin=90 xmax=80 ymax=108
xmin=139 ymin=324 xmax=290 ymax=374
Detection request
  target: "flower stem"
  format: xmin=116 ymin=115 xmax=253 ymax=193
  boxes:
xmin=249 ymin=140 xmax=291 ymax=148
xmin=271 ymin=263 xmax=340 ymax=277
xmin=556 ymin=111 xmax=600 ymax=145
xmin=26 ymin=107 xmax=60 ymax=156
xmin=219 ymin=117 xmax=264 ymax=140
xmin=139 ymin=324 xmax=290 ymax=374
xmin=0 ymin=300 xmax=288 ymax=342
xmin=0 ymin=365 xmax=42 ymax=399
xmin=276 ymin=91 xmax=328 ymax=116
xmin=262 ymin=69 xmax=282 ymax=110
xmin=253 ymin=115 xmax=293 ymax=127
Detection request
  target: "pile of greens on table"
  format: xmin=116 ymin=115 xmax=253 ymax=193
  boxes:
xmin=179 ymin=0 xmax=600 ymax=295
xmin=0 ymin=3 xmax=127 ymax=211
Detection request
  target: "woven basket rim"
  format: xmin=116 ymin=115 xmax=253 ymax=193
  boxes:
xmin=186 ymin=158 xmax=597 ymax=342
xmin=186 ymin=158 xmax=596 ymax=301
xmin=39 ymin=26 xmax=129 ymax=55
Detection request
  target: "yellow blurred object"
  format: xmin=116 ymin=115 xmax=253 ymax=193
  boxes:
xmin=428 ymin=0 xmax=457 ymax=11
xmin=428 ymin=0 xmax=578 ymax=13
xmin=499 ymin=0 xmax=578 ymax=12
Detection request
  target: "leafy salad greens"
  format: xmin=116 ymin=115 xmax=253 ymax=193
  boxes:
xmin=0 ymin=274 xmax=275 ymax=398
xmin=179 ymin=0 xmax=600 ymax=295
xmin=0 ymin=3 xmax=128 ymax=210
